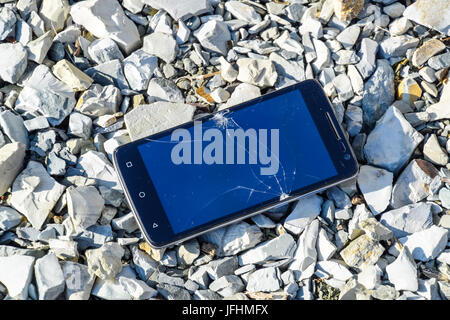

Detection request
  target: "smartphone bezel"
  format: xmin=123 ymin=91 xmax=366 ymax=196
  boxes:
xmin=113 ymin=80 xmax=359 ymax=248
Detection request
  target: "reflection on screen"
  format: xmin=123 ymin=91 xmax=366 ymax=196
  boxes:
xmin=138 ymin=90 xmax=337 ymax=234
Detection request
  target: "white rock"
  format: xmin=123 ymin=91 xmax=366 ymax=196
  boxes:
xmin=391 ymin=159 xmax=441 ymax=208
xmin=357 ymin=165 xmax=393 ymax=215
xmin=22 ymin=64 xmax=74 ymax=99
xmin=39 ymin=0 xmax=69 ymax=32
xmin=26 ymin=30 xmax=54 ymax=64
xmin=88 ymin=38 xmax=124 ymax=65
xmin=246 ymin=267 xmax=280 ymax=292
xmin=340 ymin=234 xmax=384 ymax=269
xmin=236 ymin=58 xmax=277 ymax=88
xmin=111 ymin=212 xmax=139 ymax=234
xmin=383 ymin=3 xmax=405 ymax=18
xmin=311 ymin=38 xmax=330 ymax=72
xmin=389 ymin=17 xmax=412 ymax=35
xmin=67 ymin=186 xmax=105 ymax=230
xmin=218 ymin=57 xmax=238 ymax=83
xmin=425 ymin=81 xmax=450 ymax=121
xmin=103 ymin=130 xmax=131 ymax=161
xmin=86 ymin=243 xmax=124 ymax=280
xmin=211 ymin=87 xmax=230 ymax=103
xmin=238 ymin=233 xmax=296 ymax=265
xmin=332 ymin=74 xmax=354 ymax=102
xmin=347 ymin=65 xmax=364 ymax=96
xmin=77 ymin=151 xmax=122 ymax=192
xmin=70 ymin=0 xmax=140 ymax=54
xmin=316 ymin=260 xmax=353 ymax=287
xmin=225 ymin=1 xmax=262 ymax=24
xmin=380 ymin=203 xmax=434 ymax=239
xmin=68 ymin=112 xmax=92 ymax=140
xmin=398 ymin=226 xmax=448 ymax=262
xmin=34 ymin=253 xmax=65 ymax=300
xmin=274 ymin=30 xmax=304 ymax=55
xmin=147 ymin=78 xmax=184 ymax=103
xmin=75 ymin=84 xmax=121 ymax=117
xmin=49 ymin=239 xmax=79 ymax=260
xmin=91 ymin=268 xmax=132 ymax=300
xmin=269 ymin=52 xmax=305 ymax=83
xmin=194 ymin=20 xmax=231 ymax=56
xmin=27 ymin=11 xmax=45 ymax=37
xmin=84 ymin=59 xmax=129 ymax=90
xmin=288 ymin=219 xmax=319 ymax=281
xmin=357 ymin=265 xmax=382 ymax=290
xmin=119 ymin=276 xmax=157 ymax=300
xmin=0 ymin=255 xmax=35 ymax=300
xmin=0 ymin=206 xmax=22 ymax=231
xmin=143 ymin=0 xmax=212 ymax=21
xmin=316 ymin=228 xmax=337 ymax=261
xmin=176 ymin=20 xmax=190 ymax=44
xmin=284 ymin=195 xmax=323 ymax=235
xmin=0 ymin=142 xmax=27 ymax=197
xmin=403 ymin=0 xmax=450 ymax=36
xmin=360 ymin=218 xmax=394 ymax=241
xmin=379 ymin=35 xmax=419 ymax=59
xmin=355 ymin=38 xmax=378 ymax=79
xmin=336 ymin=25 xmax=360 ymax=49
xmin=0 ymin=7 xmax=16 ymax=41
xmin=219 ymin=83 xmax=261 ymax=110
xmin=16 ymin=20 xmax=33 ymax=45
xmin=61 ymin=261 xmax=95 ymax=300
xmin=0 ymin=43 xmax=28 ymax=84
xmin=11 ymin=161 xmax=66 ymax=230
xmin=423 ymin=134 xmax=448 ymax=166
xmin=386 ymin=247 xmax=418 ymax=291
xmin=124 ymin=102 xmax=196 ymax=141
xmin=364 ymin=107 xmax=424 ymax=173
xmin=54 ymin=25 xmax=81 ymax=44
xmin=142 ymin=32 xmax=178 ymax=63
xmin=24 ymin=117 xmax=50 ymax=132
xmin=123 ymin=50 xmax=158 ymax=91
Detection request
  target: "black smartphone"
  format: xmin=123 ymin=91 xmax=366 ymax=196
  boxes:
xmin=113 ymin=80 xmax=358 ymax=248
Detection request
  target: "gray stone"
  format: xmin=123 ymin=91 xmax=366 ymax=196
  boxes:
xmin=68 ymin=113 xmax=92 ymax=140
xmin=11 ymin=161 xmax=66 ymax=230
xmin=193 ymin=289 xmax=222 ymax=300
xmin=391 ymin=159 xmax=441 ymax=208
xmin=111 ymin=212 xmax=138 ymax=234
xmin=49 ymin=239 xmax=79 ymax=260
xmin=143 ymin=32 xmax=178 ymax=63
xmin=269 ymin=52 xmax=305 ymax=83
xmin=428 ymin=52 xmax=450 ymax=70
xmin=326 ymin=187 xmax=351 ymax=209
xmin=0 ymin=255 xmax=35 ymax=300
xmin=85 ymin=59 xmax=129 ymax=90
xmin=209 ymin=275 xmax=244 ymax=297
xmin=205 ymin=256 xmax=239 ymax=281
xmin=357 ymin=165 xmax=393 ymax=215
xmin=344 ymin=104 xmax=363 ymax=136
xmin=220 ymin=83 xmax=261 ymax=110
xmin=379 ymin=36 xmax=419 ymax=59
xmin=225 ymin=1 xmax=262 ymax=24
xmin=360 ymin=218 xmax=394 ymax=241
xmin=380 ymin=203 xmax=433 ymax=238
xmin=332 ymin=73 xmax=354 ymax=102
xmin=147 ymin=78 xmax=184 ymax=103
xmin=124 ymin=102 xmax=196 ymax=141
xmin=157 ymin=283 xmax=191 ymax=300
xmin=423 ymin=134 xmax=448 ymax=166
xmin=357 ymin=265 xmax=382 ymax=290
xmin=239 ymin=233 xmax=296 ymax=265
xmin=86 ymin=242 xmax=124 ymax=280
xmin=91 ymin=266 xmax=133 ymax=300
xmin=157 ymin=272 xmax=185 ymax=287
xmin=362 ymin=59 xmax=395 ymax=127
xmin=61 ymin=261 xmax=95 ymax=300
xmin=398 ymin=226 xmax=448 ymax=261
xmin=123 ymin=50 xmax=158 ymax=91
xmin=70 ymin=0 xmax=140 ymax=54
xmin=0 ymin=142 xmax=26 ymax=197
xmin=283 ymin=194 xmax=323 ymax=235
xmin=130 ymin=245 xmax=159 ymax=281
xmin=288 ymin=220 xmax=319 ymax=281
xmin=119 ymin=276 xmax=157 ymax=300
xmin=246 ymin=267 xmax=280 ymax=292
xmin=143 ymin=0 xmax=212 ymax=21
xmin=23 ymin=116 xmax=50 ymax=132
xmin=194 ymin=20 xmax=231 ymax=56
xmin=26 ymin=30 xmax=54 ymax=64
xmin=355 ymin=38 xmax=378 ymax=79
xmin=316 ymin=228 xmax=337 ymax=261
xmin=74 ymin=224 xmax=114 ymax=250
xmin=34 ymin=253 xmax=65 ymax=300
xmin=176 ymin=239 xmax=200 ymax=266
xmin=364 ymin=107 xmax=424 ymax=173
xmin=250 ymin=214 xmax=276 ymax=229
xmin=403 ymin=0 xmax=450 ymax=36
xmin=77 ymin=150 xmax=122 ymax=192
xmin=0 ymin=43 xmax=28 ymax=84
xmin=336 ymin=25 xmax=360 ymax=49
xmin=15 ymin=86 xmax=75 ymax=127
xmin=412 ymin=39 xmax=446 ymax=67
xmin=0 ymin=110 xmax=28 ymax=148
xmin=0 ymin=7 xmax=16 ymax=41
xmin=75 ymin=84 xmax=121 ymax=117
xmin=386 ymin=247 xmax=418 ymax=292
xmin=0 ymin=206 xmax=22 ymax=231
xmin=67 ymin=186 xmax=105 ymax=229
xmin=88 ymin=38 xmax=124 ymax=65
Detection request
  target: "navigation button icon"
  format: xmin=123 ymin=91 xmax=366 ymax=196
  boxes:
xmin=153 ymin=223 xmax=158 ymax=229
xmin=138 ymin=192 xmax=146 ymax=198
xmin=126 ymin=161 xmax=133 ymax=168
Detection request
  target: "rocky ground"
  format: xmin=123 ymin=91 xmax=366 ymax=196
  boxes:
xmin=0 ymin=0 xmax=449 ymax=301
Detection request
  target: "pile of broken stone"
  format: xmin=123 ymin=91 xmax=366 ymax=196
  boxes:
xmin=0 ymin=0 xmax=449 ymax=300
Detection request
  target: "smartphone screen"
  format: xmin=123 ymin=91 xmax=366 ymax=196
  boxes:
xmin=136 ymin=89 xmax=338 ymax=235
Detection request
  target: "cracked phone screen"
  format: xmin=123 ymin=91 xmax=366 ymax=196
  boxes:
xmin=137 ymin=89 xmax=338 ymax=234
